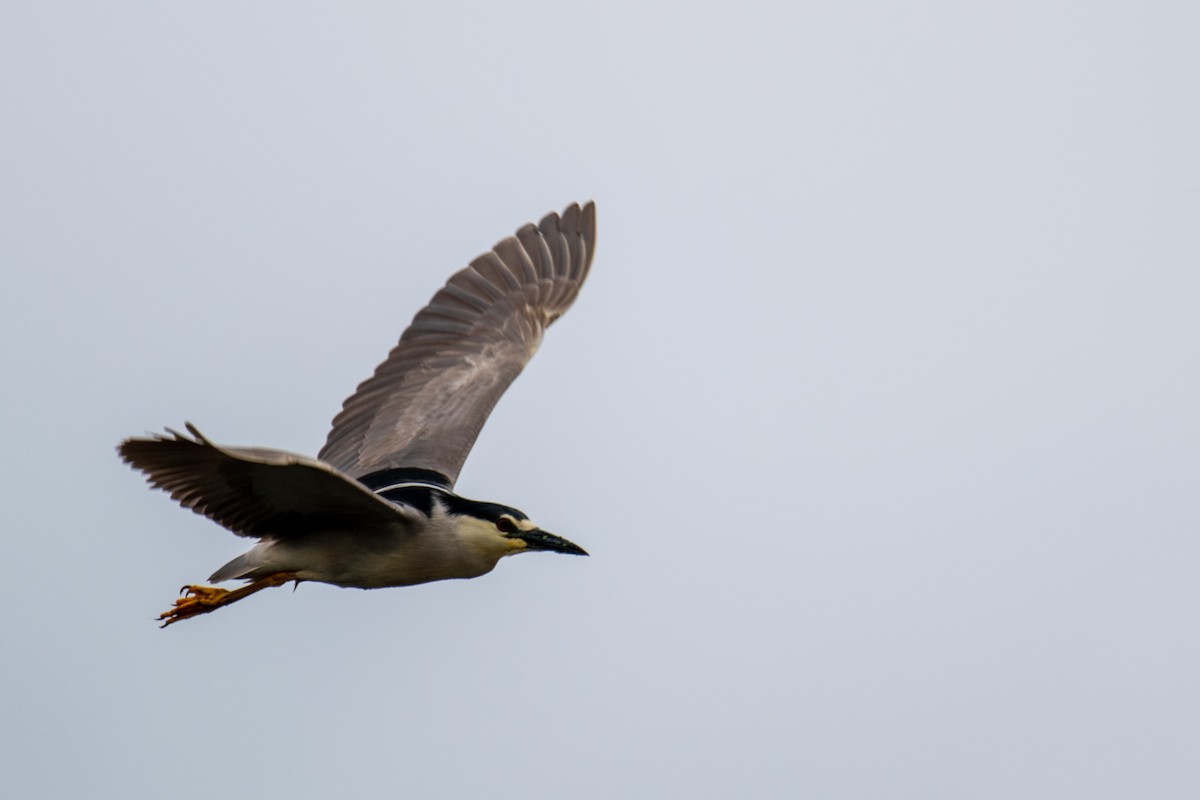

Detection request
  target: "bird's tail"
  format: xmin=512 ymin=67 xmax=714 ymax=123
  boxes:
xmin=208 ymin=551 xmax=262 ymax=583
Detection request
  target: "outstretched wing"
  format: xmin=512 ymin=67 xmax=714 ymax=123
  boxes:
xmin=317 ymin=201 xmax=596 ymax=485
xmin=118 ymin=424 xmax=413 ymax=539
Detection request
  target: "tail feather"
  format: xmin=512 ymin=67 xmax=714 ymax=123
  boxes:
xmin=209 ymin=551 xmax=261 ymax=583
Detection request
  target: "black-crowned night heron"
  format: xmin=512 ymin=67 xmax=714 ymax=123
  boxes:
xmin=119 ymin=202 xmax=595 ymax=627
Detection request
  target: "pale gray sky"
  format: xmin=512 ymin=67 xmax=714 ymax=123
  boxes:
xmin=2 ymin=1 xmax=1198 ymax=798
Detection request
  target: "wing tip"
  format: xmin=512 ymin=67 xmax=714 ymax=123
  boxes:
xmin=117 ymin=422 xmax=216 ymax=473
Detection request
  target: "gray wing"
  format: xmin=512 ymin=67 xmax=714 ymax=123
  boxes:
xmin=317 ymin=201 xmax=596 ymax=484
xmin=118 ymin=424 xmax=414 ymax=539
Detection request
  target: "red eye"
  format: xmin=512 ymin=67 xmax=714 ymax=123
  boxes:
xmin=496 ymin=517 xmax=517 ymax=534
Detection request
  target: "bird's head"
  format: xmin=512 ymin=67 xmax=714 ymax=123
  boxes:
xmin=449 ymin=499 xmax=588 ymax=560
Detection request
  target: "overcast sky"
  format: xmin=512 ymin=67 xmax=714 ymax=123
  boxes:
xmin=2 ymin=2 xmax=1198 ymax=798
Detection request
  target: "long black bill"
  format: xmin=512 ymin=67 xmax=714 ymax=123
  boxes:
xmin=518 ymin=529 xmax=588 ymax=556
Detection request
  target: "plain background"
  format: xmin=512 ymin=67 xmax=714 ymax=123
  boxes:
xmin=2 ymin=2 xmax=1198 ymax=797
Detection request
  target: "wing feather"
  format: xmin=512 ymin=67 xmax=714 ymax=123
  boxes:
xmin=118 ymin=424 xmax=410 ymax=539
xmin=317 ymin=202 xmax=596 ymax=484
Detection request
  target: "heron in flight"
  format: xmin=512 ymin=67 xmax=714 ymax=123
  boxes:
xmin=119 ymin=202 xmax=595 ymax=627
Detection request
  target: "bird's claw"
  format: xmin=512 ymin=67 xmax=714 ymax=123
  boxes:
xmin=158 ymin=584 xmax=230 ymax=627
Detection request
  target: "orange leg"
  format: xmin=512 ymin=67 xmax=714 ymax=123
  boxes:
xmin=158 ymin=572 xmax=299 ymax=628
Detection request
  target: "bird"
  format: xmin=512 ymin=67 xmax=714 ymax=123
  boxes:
xmin=119 ymin=202 xmax=595 ymax=627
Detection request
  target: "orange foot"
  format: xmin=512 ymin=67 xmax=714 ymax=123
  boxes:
xmin=159 ymin=585 xmax=231 ymax=627
xmin=158 ymin=572 xmax=298 ymax=628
